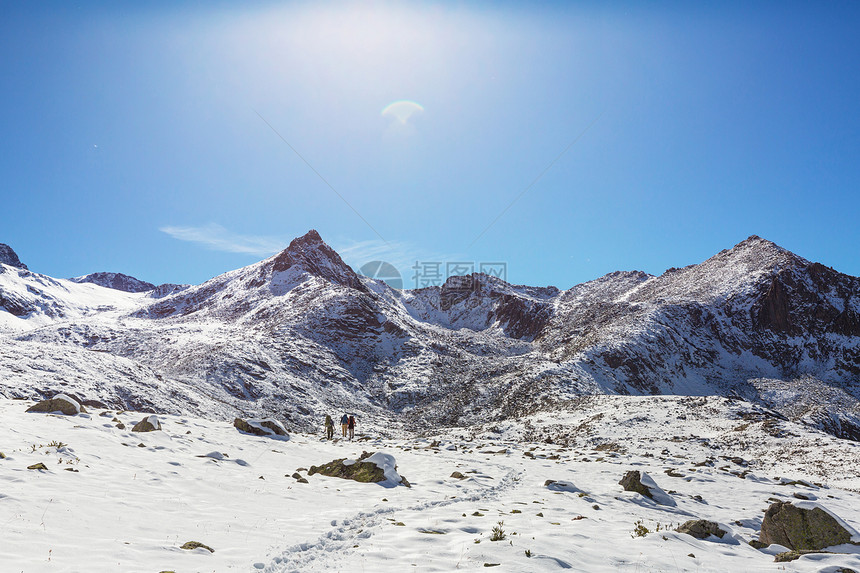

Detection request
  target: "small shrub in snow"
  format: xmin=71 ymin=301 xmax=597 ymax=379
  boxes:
xmin=180 ymin=540 xmax=214 ymax=553
xmin=632 ymin=519 xmax=671 ymax=538
xmin=632 ymin=519 xmax=650 ymax=538
xmin=490 ymin=521 xmax=506 ymax=541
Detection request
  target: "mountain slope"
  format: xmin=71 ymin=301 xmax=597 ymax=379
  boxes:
xmin=1 ymin=232 xmax=858 ymax=440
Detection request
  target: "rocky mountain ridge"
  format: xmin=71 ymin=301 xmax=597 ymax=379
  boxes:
xmin=1 ymin=232 xmax=858 ymax=440
xmin=71 ymin=272 xmax=156 ymax=293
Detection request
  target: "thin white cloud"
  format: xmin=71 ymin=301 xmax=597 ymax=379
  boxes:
xmin=159 ymin=224 xmax=287 ymax=256
xmin=160 ymin=225 xmax=466 ymax=287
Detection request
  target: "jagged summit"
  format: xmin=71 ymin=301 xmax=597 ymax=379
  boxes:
xmin=270 ymin=229 xmax=366 ymax=292
xmin=725 ymin=234 xmax=800 ymax=262
xmin=0 ymin=244 xmax=27 ymax=270
xmin=71 ymin=272 xmax=156 ymax=293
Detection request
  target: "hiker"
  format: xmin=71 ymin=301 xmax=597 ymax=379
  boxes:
xmin=348 ymin=414 xmax=356 ymax=440
xmin=324 ymin=414 xmax=334 ymax=439
xmin=341 ymin=413 xmax=349 ymax=437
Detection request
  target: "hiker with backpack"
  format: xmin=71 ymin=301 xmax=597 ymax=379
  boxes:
xmin=348 ymin=414 xmax=356 ymax=440
xmin=340 ymin=413 xmax=349 ymax=437
xmin=324 ymin=414 xmax=334 ymax=439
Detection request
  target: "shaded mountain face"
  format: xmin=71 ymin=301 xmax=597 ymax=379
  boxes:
xmin=1 ymin=231 xmax=859 ymax=441
xmin=71 ymin=272 xmax=156 ymax=293
xmin=0 ymin=244 xmax=27 ymax=270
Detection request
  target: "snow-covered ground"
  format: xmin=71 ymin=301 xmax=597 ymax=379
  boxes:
xmin=2 ymin=397 xmax=859 ymax=572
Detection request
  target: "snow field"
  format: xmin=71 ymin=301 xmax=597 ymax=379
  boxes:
xmin=1 ymin=398 xmax=860 ymax=572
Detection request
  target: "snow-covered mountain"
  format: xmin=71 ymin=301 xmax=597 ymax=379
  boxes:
xmin=1 ymin=231 xmax=858 ymax=440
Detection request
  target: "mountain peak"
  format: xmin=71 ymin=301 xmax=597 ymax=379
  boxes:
xmin=0 ymin=243 xmax=28 ymax=270
xmin=733 ymin=234 xmax=786 ymax=252
xmin=270 ymin=230 xmax=367 ymax=292
xmin=293 ymin=229 xmax=323 ymax=245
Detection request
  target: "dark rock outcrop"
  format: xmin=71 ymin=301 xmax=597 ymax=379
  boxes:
xmin=759 ymin=501 xmax=853 ymax=550
xmin=757 ymin=275 xmax=792 ymax=332
xmin=0 ymin=244 xmax=27 ymax=269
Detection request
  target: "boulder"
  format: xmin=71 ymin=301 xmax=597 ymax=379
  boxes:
xmin=309 ymin=457 xmax=385 ymax=483
xmin=132 ymin=415 xmax=162 ymax=432
xmin=545 ymin=480 xmax=581 ymax=493
xmin=28 ymin=463 xmax=48 ymax=470
xmin=233 ymin=417 xmax=288 ymax=437
xmin=619 ymin=470 xmax=675 ymax=506
xmin=26 ymin=394 xmax=86 ymax=416
xmin=309 ymin=451 xmax=407 ymax=487
xmin=619 ymin=471 xmax=652 ymax=498
xmin=759 ymin=501 xmax=853 ymax=551
xmin=676 ymin=520 xmax=727 ymax=540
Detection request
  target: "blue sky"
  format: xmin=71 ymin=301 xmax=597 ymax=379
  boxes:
xmin=2 ymin=1 xmax=859 ymax=289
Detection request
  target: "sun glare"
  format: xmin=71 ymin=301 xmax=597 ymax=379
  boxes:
xmin=381 ymin=100 xmax=425 ymax=124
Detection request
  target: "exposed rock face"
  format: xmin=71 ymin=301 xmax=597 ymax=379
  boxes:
xmin=71 ymin=272 xmax=155 ymax=293
xmin=233 ymin=418 xmax=288 ymax=437
xmin=676 ymin=520 xmax=727 ymax=540
xmin=0 ymin=243 xmax=27 ymax=269
xmin=759 ymin=501 xmax=853 ymax=550
xmin=132 ymin=415 xmax=162 ymax=432
xmin=757 ymin=275 xmax=792 ymax=332
xmin=26 ymin=395 xmax=86 ymax=415
xmin=271 ymin=230 xmax=368 ymax=293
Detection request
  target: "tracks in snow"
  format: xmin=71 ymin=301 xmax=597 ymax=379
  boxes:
xmin=264 ymin=465 xmax=524 ymax=572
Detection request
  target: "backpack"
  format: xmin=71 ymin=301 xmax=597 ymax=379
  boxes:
xmin=341 ymin=415 xmax=349 ymax=424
